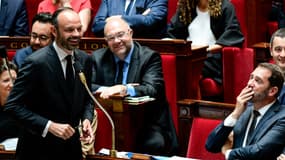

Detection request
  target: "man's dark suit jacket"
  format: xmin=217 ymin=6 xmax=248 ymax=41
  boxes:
xmin=4 ymin=44 xmax=94 ymax=159
xmin=91 ymin=41 xmax=178 ymax=155
xmin=0 ymin=0 xmax=29 ymax=36
xmin=206 ymin=101 xmax=285 ymax=160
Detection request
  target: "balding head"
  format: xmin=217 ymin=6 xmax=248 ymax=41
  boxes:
xmin=104 ymin=16 xmax=131 ymax=36
xmin=103 ymin=16 xmax=133 ymax=60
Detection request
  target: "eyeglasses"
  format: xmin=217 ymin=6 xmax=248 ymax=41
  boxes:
xmin=31 ymin=33 xmax=51 ymax=42
xmin=105 ymin=30 xmax=129 ymax=42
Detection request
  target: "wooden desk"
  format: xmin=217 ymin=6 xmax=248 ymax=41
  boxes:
xmin=94 ymin=94 xmax=148 ymax=153
xmin=0 ymin=36 xmax=207 ymax=100
xmin=0 ymin=150 xmax=149 ymax=160
xmin=177 ymin=99 xmax=235 ymax=156
xmin=0 ymin=150 xmax=15 ymax=160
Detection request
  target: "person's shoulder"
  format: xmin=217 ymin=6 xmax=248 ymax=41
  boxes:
xmin=91 ymin=47 xmax=108 ymax=56
xmin=16 ymin=46 xmax=32 ymax=54
xmin=134 ymin=41 xmax=159 ymax=55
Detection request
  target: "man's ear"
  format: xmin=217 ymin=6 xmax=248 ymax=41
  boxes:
xmin=51 ymin=26 xmax=57 ymax=38
xmin=268 ymin=86 xmax=278 ymax=97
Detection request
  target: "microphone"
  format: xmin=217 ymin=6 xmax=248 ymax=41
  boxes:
xmin=0 ymin=45 xmax=13 ymax=83
xmin=73 ymin=61 xmax=117 ymax=158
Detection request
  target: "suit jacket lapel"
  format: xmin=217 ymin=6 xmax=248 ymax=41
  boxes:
xmin=250 ymin=102 xmax=280 ymax=143
xmin=47 ymin=45 xmax=73 ymax=105
xmin=234 ymin=107 xmax=252 ymax=147
xmin=127 ymin=44 xmax=139 ymax=83
xmin=103 ymin=51 xmax=117 ymax=84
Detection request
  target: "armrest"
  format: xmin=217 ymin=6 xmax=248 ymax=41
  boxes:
xmin=252 ymin=42 xmax=271 ymax=64
xmin=178 ymin=99 xmax=235 ymax=120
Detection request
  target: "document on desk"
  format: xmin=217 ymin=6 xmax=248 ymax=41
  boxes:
xmin=152 ymin=155 xmax=199 ymax=160
xmin=0 ymin=138 xmax=18 ymax=151
xmin=98 ymin=148 xmax=199 ymax=160
xmin=124 ymin=96 xmax=155 ymax=105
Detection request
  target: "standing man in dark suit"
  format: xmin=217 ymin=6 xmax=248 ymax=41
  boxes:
xmin=206 ymin=63 xmax=285 ymax=160
xmin=4 ymin=7 xmax=94 ymax=160
xmin=91 ymin=16 xmax=178 ymax=156
xmin=0 ymin=0 xmax=29 ymax=36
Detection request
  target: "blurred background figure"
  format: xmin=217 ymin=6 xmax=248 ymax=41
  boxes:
xmin=0 ymin=61 xmax=19 ymax=150
xmin=0 ymin=0 xmax=29 ymax=36
xmin=13 ymin=12 xmax=53 ymax=68
xmin=269 ymin=0 xmax=285 ymax=29
xmin=269 ymin=28 xmax=285 ymax=104
xmin=92 ymin=0 xmax=168 ymax=39
xmin=167 ymin=0 xmax=244 ymax=88
xmin=37 ymin=0 xmax=92 ymax=35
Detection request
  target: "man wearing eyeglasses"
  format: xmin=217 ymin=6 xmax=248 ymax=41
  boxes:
xmin=12 ymin=12 xmax=53 ymax=68
xmin=91 ymin=16 xmax=178 ymax=156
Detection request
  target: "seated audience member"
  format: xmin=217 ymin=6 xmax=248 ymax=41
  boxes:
xmin=13 ymin=12 xmax=53 ymax=68
xmin=271 ymin=29 xmax=285 ymax=160
xmin=37 ymin=0 xmax=92 ymax=35
xmin=91 ymin=16 xmax=178 ymax=156
xmin=269 ymin=0 xmax=285 ymax=28
xmin=269 ymin=28 xmax=285 ymax=104
xmin=166 ymin=0 xmax=244 ymax=85
xmin=0 ymin=61 xmax=19 ymax=150
xmin=205 ymin=62 xmax=285 ymax=160
xmin=0 ymin=0 xmax=29 ymax=36
xmin=92 ymin=0 xmax=168 ymax=39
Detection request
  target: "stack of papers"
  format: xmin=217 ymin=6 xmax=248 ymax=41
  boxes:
xmin=98 ymin=148 xmax=198 ymax=160
xmin=124 ymin=96 xmax=155 ymax=105
xmin=0 ymin=138 xmax=18 ymax=151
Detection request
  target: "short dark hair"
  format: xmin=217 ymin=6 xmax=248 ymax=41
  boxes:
xmin=32 ymin=12 xmax=53 ymax=25
xmin=52 ymin=7 xmax=73 ymax=29
xmin=0 ymin=61 xmax=18 ymax=75
xmin=270 ymin=28 xmax=285 ymax=49
xmin=258 ymin=62 xmax=284 ymax=97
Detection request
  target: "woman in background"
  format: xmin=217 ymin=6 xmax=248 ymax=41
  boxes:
xmin=37 ymin=0 xmax=92 ymax=35
xmin=0 ymin=61 xmax=19 ymax=150
xmin=167 ymin=0 xmax=244 ymax=86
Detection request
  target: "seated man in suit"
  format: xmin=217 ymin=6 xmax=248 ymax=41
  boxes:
xmin=206 ymin=62 xmax=285 ymax=160
xmin=13 ymin=12 xmax=53 ymax=68
xmin=91 ymin=16 xmax=178 ymax=156
xmin=269 ymin=28 xmax=285 ymax=104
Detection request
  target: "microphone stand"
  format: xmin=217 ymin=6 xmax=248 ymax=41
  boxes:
xmin=76 ymin=67 xmax=117 ymax=158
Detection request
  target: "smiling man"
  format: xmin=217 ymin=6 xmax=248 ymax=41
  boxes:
xmin=4 ymin=8 xmax=95 ymax=159
xmin=206 ymin=63 xmax=285 ymax=160
xmin=91 ymin=16 xmax=178 ymax=156
xmin=13 ymin=12 xmax=53 ymax=68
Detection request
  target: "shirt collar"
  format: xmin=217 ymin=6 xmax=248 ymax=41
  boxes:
xmin=256 ymin=100 xmax=276 ymax=117
xmin=53 ymin=41 xmax=74 ymax=61
xmin=114 ymin=43 xmax=134 ymax=64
